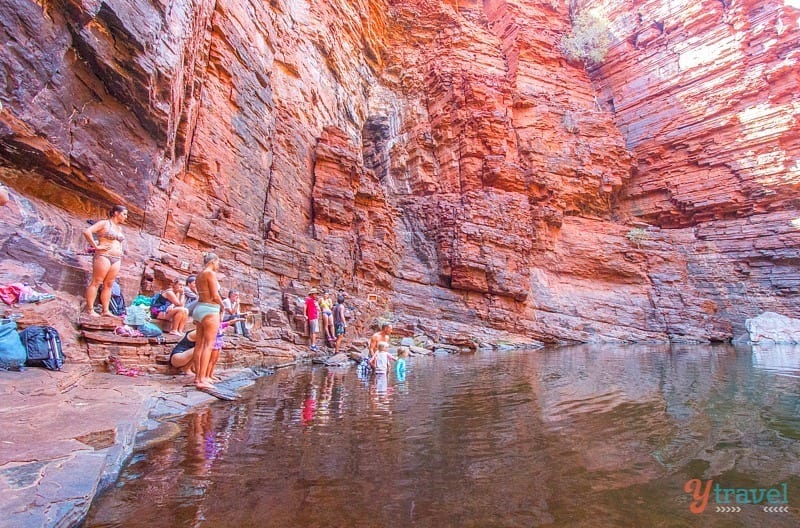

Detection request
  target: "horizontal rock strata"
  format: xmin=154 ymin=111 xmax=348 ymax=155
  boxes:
xmin=0 ymin=0 xmax=798 ymax=360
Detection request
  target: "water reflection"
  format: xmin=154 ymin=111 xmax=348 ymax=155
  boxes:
xmin=84 ymin=345 xmax=800 ymax=527
xmin=751 ymin=343 xmax=800 ymax=378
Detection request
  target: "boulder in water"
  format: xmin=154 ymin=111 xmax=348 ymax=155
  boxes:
xmin=409 ymin=346 xmax=431 ymax=355
xmin=324 ymin=353 xmax=351 ymax=366
xmin=745 ymin=312 xmax=800 ymax=344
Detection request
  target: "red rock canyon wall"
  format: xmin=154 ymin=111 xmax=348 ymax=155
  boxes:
xmin=0 ymin=0 xmax=798 ymax=358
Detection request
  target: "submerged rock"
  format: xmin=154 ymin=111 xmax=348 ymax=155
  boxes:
xmin=409 ymin=346 xmax=431 ymax=355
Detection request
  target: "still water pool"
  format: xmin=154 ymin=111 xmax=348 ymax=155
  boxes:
xmin=83 ymin=344 xmax=800 ymax=527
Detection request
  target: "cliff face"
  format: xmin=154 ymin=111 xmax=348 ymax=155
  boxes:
xmin=589 ymin=0 xmax=800 ymax=337
xmin=0 ymin=0 xmax=797 ymax=355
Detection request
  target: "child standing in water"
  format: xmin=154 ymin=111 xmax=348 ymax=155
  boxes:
xmin=369 ymin=341 xmax=396 ymax=374
xmin=395 ymin=346 xmax=408 ymax=381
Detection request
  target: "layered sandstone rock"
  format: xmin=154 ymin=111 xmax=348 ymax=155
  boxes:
xmin=0 ymin=0 xmax=798 ymax=360
xmin=587 ymin=0 xmax=800 ymax=338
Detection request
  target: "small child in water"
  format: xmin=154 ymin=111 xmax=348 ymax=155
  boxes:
xmin=396 ymin=346 xmax=408 ymax=379
xmin=369 ymin=341 xmax=396 ymax=374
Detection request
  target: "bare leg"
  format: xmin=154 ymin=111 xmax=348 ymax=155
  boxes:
xmin=98 ymin=260 xmax=122 ymax=316
xmin=86 ymin=256 xmax=111 ymax=315
xmin=169 ymin=307 xmax=189 ymax=334
xmin=170 ymin=350 xmax=195 ymax=375
xmin=194 ymin=313 xmax=220 ymax=389
xmin=209 ymin=347 xmax=221 ymax=381
xmin=310 ymin=318 xmax=319 ymax=348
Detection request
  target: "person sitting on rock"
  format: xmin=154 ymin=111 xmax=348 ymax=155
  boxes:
xmin=152 ymin=278 xmax=189 ymax=335
xmin=222 ymin=289 xmax=251 ymax=339
xmin=184 ymin=275 xmax=199 ymax=316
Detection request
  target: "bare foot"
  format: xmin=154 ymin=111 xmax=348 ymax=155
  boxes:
xmin=87 ymin=311 xmax=100 ymax=317
xmin=211 ymin=375 xmax=222 ymax=382
xmin=196 ymin=381 xmax=215 ymax=390
xmin=100 ymin=311 xmax=115 ymax=317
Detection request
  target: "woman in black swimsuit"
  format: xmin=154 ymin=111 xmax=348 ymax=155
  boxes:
xmin=84 ymin=204 xmax=127 ymax=316
xmin=170 ymin=330 xmax=197 ymax=373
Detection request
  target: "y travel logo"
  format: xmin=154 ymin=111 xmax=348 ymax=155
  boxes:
xmin=684 ymin=479 xmax=790 ymax=514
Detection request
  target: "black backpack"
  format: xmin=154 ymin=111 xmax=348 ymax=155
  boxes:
xmin=19 ymin=325 xmax=64 ymax=370
xmin=98 ymin=281 xmax=126 ymax=316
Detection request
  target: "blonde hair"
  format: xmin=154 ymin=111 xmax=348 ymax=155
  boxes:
xmin=398 ymin=346 xmax=409 ymax=358
xmin=377 ymin=341 xmax=388 ymax=351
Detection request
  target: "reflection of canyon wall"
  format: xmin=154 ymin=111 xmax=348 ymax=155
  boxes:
xmin=533 ymin=344 xmax=800 ymax=494
xmin=0 ymin=0 xmax=798 ymax=355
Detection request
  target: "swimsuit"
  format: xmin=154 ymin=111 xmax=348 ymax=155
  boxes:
xmin=170 ymin=332 xmax=195 ymax=362
xmin=320 ymin=299 xmax=332 ymax=316
xmin=94 ymin=254 xmax=122 ymax=265
xmin=94 ymin=220 xmax=124 ymax=264
xmin=193 ymin=302 xmax=220 ymax=323
xmin=214 ymin=321 xmax=231 ymax=349
xmin=333 ymin=304 xmax=346 ymax=335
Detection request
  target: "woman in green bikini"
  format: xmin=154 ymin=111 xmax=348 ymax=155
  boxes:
xmin=193 ymin=252 xmax=224 ymax=390
xmin=83 ymin=204 xmax=127 ymax=316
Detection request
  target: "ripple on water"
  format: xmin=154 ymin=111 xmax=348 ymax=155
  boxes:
xmin=83 ymin=345 xmax=800 ymax=528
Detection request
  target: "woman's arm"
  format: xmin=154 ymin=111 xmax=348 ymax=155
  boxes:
xmin=163 ymin=290 xmax=184 ymax=306
xmin=83 ymin=221 xmax=106 ymax=249
xmin=210 ymin=275 xmax=223 ymax=307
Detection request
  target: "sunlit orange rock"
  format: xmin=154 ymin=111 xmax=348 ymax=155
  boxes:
xmin=0 ymin=0 xmax=798 ymax=360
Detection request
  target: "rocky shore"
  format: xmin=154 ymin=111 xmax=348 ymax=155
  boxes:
xmin=0 ymin=363 xmax=273 ymax=528
xmin=0 ymin=325 xmax=543 ymax=528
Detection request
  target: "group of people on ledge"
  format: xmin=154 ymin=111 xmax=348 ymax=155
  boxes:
xmin=82 ymin=205 xmax=251 ymax=391
xmin=303 ymin=288 xmax=348 ymax=353
xmin=80 ymin=204 xmax=403 ymax=392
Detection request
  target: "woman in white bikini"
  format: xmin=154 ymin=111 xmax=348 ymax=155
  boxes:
xmin=83 ymin=204 xmax=127 ymax=316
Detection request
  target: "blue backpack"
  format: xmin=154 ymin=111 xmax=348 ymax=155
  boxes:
xmin=0 ymin=318 xmax=26 ymax=370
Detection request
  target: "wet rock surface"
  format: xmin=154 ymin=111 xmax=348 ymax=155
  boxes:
xmin=0 ymin=365 xmax=269 ymax=528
